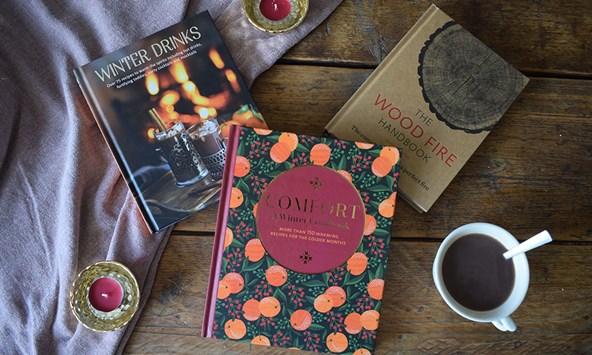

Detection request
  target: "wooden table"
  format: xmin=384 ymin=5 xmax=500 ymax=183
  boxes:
xmin=126 ymin=1 xmax=592 ymax=353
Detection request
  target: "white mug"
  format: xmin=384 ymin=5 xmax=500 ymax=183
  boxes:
xmin=433 ymin=223 xmax=530 ymax=331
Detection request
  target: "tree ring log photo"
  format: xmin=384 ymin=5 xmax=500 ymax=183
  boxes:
xmin=418 ymin=21 xmax=528 ymax=134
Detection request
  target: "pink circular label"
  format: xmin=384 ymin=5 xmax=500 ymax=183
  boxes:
xmin=257 ymin=165 xmax=365 ymax=274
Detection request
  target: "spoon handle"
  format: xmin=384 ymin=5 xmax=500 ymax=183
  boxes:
xmin=503 ymin=230 xmax=553 ymax=259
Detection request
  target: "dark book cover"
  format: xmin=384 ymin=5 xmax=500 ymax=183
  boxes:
xmin=73 ymin=12 xmax=267 ymax=233
xmin=203 ymin=126 xmax=401 ymax=354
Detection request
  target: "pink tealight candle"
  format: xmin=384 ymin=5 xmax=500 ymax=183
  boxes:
xmin=259 ymin=0 xmax=291 ymax=21
xmin=88 ymin=277 xmax=123 ymax=312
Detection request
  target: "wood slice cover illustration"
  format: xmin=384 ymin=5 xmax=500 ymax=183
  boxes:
xmin=419 ymin=21 xmax=527 ymax=133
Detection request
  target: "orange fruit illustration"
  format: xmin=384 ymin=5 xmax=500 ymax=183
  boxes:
xmin=245 ymin=116 xmax=267 ymax=129
xmin=364 ymin=214 xmax=377 ymax=236
xmin=346 ymin=252 xmax=368 ymax=276
xmin=371 ymin=156 xmax=392 ymax=177
xmin=251 ymin=335 xmax=271 ymax=346
xmin=242 ymin=299 xmax=261 ymax=321
xmin=336 ymin=170 xmax=352 ymax=182
xmin=245 ymin=239 xmax=265 ymax=262
xmin=314 ymin=294 xmax=334 ymax=313
xmin=353 ymin=348 xmax=372 ymax=355
xmin=224 ymin=319 xmax=246 ymax=340
xmin=290 ymin=309 xmax=313 ymax=331
xmin=234 ymin=156 xmax=250 ymax=177
xmin=354 ymin=142 xmax=374 ymax=150
xmin=266 ymin=265 xmax=288 ymax=287
xmin=278 ymin=132 xmax=299 ymax=151
xmin=367 ymin=279 xmax=385 ymax=300
xmin=379 ymin=146 xmax=400 ymax=165
xmin=325 ymin=286 xmax=347 ymax=307
xmin=378 ymin=198 xmax=396 ymax=218
xmin=270 ymin=142 xmax=291 ymax=163
xmin=344 ymin=312 xmax=362 ymax=334
xmin=360 ymin=310 xmax=380 ymax=331
xmin=222 ymin=272 xmax=244 ymax=294
xmin=326 ymin=332 xmax=348 ymax=353
xmin=220 ymin=120 xmax=241 ymax=139
xmin=390 ymin=191 xmax=397 ymax=200
xmin=259 ymin=296 xmax=281 ymax=318
xmin=224 ymin=227 xmax=233 ymax=249
xmin=253 ymin=128 xmax=272 ymax=135
xmin=229 ymin=187 xmax=243 ymax=208
xmin=253 ymin=202 xmax=258 ymax=218
xmin=310 ymin=143 xmax=331 ymax=166
xmin=216 ymin=280 xmax=231 ymax=299
xmin=232 ymin=108 xmax=254 ymax=125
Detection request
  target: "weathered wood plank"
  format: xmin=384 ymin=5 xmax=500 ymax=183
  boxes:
xmin=126 ymin=235 xmax=592 ymax=353
xmin=175 ymin=65 xmax=592 ymax=242
xmin=283 ymin=0 xmax=592 ymax=77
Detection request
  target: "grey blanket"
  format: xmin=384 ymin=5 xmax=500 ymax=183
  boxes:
xmin=0 ymin=1 xmax=342 ymax=353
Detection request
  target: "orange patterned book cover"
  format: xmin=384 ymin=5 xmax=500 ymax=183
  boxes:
xmin=203 ymin=126 xmax=401 ymax=354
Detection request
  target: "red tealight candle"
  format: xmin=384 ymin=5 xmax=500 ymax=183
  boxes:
xmin=88 ymin=277 xmax=123 ymax=312
xmin=259 ymin=0 xmax=291 ymax=21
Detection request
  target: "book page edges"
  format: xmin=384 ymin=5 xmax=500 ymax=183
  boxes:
xmin=201 ymin=125 xmax=241 ymax=337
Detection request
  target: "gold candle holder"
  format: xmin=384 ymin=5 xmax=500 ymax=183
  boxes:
xmin=69 ymin=261 xmax=140 ymax=332
xmin=243 ymin=0 xmax=309 ymax=33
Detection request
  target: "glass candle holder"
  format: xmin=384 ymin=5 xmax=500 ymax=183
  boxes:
xmin=187 ymin=119 xmax=226 ymax=180
xmin=69 ymin=261 xmax=140 ymax=332
xmin=155 ymin=121 xmax=208 ymax=186
xmin=243 ymin=0 xmax=308 ymax=33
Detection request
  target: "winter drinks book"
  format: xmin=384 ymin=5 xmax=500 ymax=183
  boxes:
xmin=73 ymin=12 xmax=267 ymax=233
xmin=325 ymin=4 xmax=529 ymax=212
xmin=203 ymin=126 xmax=401 ymax=354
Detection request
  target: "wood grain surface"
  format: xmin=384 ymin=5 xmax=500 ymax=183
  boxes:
xmin=128 ymin=1 xmax=592 ymax=353
xmin=177 ymin=67 xmax=592 ymax=243
xmin=127 ymin=235 xmax=592 ymax=353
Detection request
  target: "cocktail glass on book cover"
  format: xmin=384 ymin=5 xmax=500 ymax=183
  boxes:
xmin=187 ymin=118 xmax=226 ymax=180
xmin=202 ymin=126 xmax=402 ymax=354
xmin=149 ymin=109 xmax=209 ymax=186
xmin=73 ymin=12 xmax=268 ymax=232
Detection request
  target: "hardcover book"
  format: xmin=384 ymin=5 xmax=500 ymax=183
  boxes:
xmin=325 ymin=4 xmax=528 ymax=212
xmin=203 ymin=126 xmax=401 ymax=354
xmin=73 ymin=12 xmax=267 ymax=233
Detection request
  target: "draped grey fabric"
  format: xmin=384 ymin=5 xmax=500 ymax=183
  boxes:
xmin=0 ymin=1 xmax=342 ymax=353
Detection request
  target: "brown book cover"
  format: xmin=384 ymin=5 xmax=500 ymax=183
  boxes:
xmin=325 ymin=4 xmax=528 ymax=212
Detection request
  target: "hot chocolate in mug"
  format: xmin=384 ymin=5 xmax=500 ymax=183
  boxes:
xmin=433 ymin=223 xmax=530 ymax=331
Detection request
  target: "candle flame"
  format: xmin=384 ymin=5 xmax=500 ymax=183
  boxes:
xmin=198 ymin=107 xmax=210 ymax=119
xmin=225 ymin=69 xmax=241 ymax=93
xmin=147 ymin=128 xmax=156 ymax=141
xmin=159 ymin=90 xmax=180 ymax=106
xmin=209 ymin=48 xmax=225 ymax=69
xmin=145 ymin=72 xmax=159 ymax=95
xmin=182 ymin=81 xmax=210 ymax=106
xmin=182 ymin=81 xmax=200 ymax=96
xmin=170 ymin=60 xmax=189 ymax=83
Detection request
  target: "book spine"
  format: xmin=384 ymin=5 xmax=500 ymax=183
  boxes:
xmin=201 ymin=125 xmax=241 ymax=337
xmin=325 ymin=4 xmax=441 ymax=135
xmin=72 ymin=67 xmax=159 ymax=233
